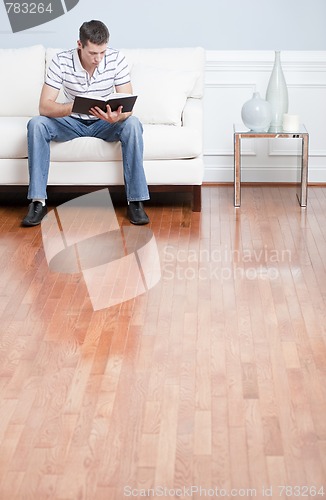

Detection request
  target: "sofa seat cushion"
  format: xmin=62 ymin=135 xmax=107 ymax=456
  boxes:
xmin=50 ymin=124 xmax=202 ymax=162
xmin=0 ymin=118 xmax=29 ymax=158
xmin=0 ymin=119 xmax=201 ymax=162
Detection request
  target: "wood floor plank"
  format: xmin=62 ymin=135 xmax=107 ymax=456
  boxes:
xmin=0 ymin=185 xmax=325 ymax=498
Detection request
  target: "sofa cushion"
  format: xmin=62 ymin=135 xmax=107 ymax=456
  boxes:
xmin=0 ymin=117 xmax=202 ymax=162
xmin=50 ymin=124 xmax=202 ymax=162
xmin=0 ymin=118 xmax=29 ymax=158
xmin=0 ymin=45 xmax=45 ymax=117
xmin=131 ymin=65 xmax=199 ymax=125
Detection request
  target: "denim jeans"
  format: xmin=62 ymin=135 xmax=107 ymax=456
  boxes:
xmin=27 ymin=115 xmax=150 ymax=202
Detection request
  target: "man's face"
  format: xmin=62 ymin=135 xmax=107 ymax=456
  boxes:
xmin=77 ymin=40 xmax=107 ymax=70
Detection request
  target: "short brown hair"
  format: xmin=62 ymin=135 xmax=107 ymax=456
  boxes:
xmin=79 ymin=20 xmax=109 ymax=47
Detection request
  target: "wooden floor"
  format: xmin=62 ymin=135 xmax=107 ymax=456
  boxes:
xmin=0 ymin=185 xmax=325 ymax=500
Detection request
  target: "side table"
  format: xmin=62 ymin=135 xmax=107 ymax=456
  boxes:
xmin=233 ymin=124 xmax=309 ymax=207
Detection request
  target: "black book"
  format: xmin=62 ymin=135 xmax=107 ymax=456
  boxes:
xmin=72 ymin=93 xmax=137 ymax=114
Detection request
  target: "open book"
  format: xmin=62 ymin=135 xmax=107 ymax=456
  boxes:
xmin=72 ymin=93 xmax=138 ymax=115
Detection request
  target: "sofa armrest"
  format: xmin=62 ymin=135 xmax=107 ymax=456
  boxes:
xmin=182 ymin=98 xmax=203 ymax=136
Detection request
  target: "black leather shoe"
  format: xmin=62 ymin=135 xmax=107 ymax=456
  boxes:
xmin=22 ymin=201 xmax=47 ymax=227
xmin=127 ymin=201 xmax=149 ymax=225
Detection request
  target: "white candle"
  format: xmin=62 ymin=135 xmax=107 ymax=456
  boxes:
xmin=283 ymin=113 xmax=300 ymax=132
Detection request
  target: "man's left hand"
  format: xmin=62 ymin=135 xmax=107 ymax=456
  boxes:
xmin=89 ymin=104 xmax=124 ymax=123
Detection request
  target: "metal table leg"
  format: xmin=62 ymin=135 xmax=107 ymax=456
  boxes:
xmin=298 ymin=134 xmax=309 ymax=207
xmin=234 ymin=133 xmax=241 ymax=207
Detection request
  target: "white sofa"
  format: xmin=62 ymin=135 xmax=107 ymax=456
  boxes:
xmin=0 ymin=45 xmax=205 ymax=211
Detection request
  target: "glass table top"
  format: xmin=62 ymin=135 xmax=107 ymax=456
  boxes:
xmin=234 ymin=123 xmax=308 ymax=135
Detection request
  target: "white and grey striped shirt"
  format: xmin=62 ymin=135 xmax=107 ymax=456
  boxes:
xmin=45 ymin=47 xmax=131 ymax=119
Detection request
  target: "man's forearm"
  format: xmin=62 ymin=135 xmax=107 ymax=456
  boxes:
xmin=39 ymin=100 xmax=74 ymax=118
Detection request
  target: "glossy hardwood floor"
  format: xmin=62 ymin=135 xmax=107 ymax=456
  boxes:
xmin=0 ymin=185 xmax=325 ymax=500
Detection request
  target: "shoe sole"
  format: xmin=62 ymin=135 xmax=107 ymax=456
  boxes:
xmin=21 ymin=213 xmax=47 ymax=227
xmin=129 ymin=219 xmax=149 ymax=225
xmin=21 ymin=220 xmax=43 ymax=227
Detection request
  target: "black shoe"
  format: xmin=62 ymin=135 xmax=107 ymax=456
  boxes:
xmin=127 ymin=201 xmax=149 ymax=225
xmin=22 ymin=201 xmax=47 ymax=227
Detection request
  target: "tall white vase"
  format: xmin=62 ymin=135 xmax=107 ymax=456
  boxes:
xmin=266 ymin=51 xmax=288 ymax=131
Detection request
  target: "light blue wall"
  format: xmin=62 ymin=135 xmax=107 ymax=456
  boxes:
xmin=0 ymin=0 xmax=325 ymax=50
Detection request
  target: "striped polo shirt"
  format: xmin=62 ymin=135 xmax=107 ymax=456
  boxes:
xmin=45 ymin=47 xmax=131 ymax=119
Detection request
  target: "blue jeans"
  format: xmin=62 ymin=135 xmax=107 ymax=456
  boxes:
xmin=27 ymin=115 xmax=149 ymax=202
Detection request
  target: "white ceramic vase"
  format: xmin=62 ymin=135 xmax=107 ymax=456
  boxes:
xmin=241 ymin=92 xmax=272 ymax=132
xmin=266 ymin=51 xmax=288 ymax=131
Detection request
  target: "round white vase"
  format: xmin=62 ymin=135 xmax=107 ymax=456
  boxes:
xmin=266 ymin=50 xmax=289 ymax=131
xmin=241 ymin=92 xmax=272 ymax=132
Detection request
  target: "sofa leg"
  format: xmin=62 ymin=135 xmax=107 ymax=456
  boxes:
xmin=192 ymin=185 xmax=201 ymax=212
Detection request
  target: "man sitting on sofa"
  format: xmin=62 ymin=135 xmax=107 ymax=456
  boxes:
xmin=22 ymin=19 xmax=150 ymax=227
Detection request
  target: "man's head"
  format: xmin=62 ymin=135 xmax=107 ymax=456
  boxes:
xmin=77 ymin=20 xmax=109 ymax=71
xmin=79 ymin=20 xmax=109 ymax=47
